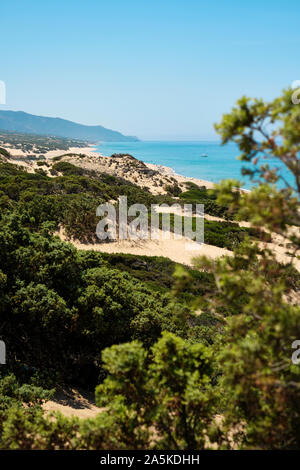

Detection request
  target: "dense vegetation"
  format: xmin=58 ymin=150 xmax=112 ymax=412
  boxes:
xmin=179 ymin=182 xmax=231 ymax=218
xmin=0 ymin=89 xmax=299 ymax=449
xmin=166 ymin=213 xmax=270 ymax=250
xmin=0 ymin=214 xmax=196 ymax=386
xmin=0 ymin=158 xmax=261 ymax=248
xmin=0 ymin=158 xmax=222 ymax=385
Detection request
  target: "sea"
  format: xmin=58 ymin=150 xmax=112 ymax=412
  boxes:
xmin=96 ymin=141 xmax=295 ymax=190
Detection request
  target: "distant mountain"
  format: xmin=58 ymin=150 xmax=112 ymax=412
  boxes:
xmin=0 ymin=111 xmax=138 ymax=142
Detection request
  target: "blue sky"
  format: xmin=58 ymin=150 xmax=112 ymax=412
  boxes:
xmin=1 ymin=0 xmax=299 ymax=140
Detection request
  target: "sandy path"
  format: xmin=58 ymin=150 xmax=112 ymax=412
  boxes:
xmin=44 ymin=146 xmax=103 ymax=158
xmin=43 ymin=387 xmax=101 ymax=419
xmin=56 ymin=227 xmax=231 ymax=266
xmin=74 ymin=239 xmax=231 ymax=266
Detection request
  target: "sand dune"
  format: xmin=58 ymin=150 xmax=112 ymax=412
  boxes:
xmin=43 ymin=387 xmax=100 ymax=419
xmin=56 ymin=226 xmax=231 ymax=266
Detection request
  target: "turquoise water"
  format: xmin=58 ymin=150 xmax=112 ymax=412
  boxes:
xmin=96 ymin=141 xmax=294 ymax=189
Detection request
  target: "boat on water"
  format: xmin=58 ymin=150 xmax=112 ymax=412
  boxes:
xmin=200 ymin=153 xmax=208 ymax=158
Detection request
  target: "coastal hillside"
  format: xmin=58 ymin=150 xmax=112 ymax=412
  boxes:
xmin=0 ymin=89 xmax=299 ymax=451
xmin=0 ymin=110 xmax=138 ymax=142
xmin=0 ymin=132 xmax=294 ymax=268
xmin=1 ymin=0 xmax=300 ymax=454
